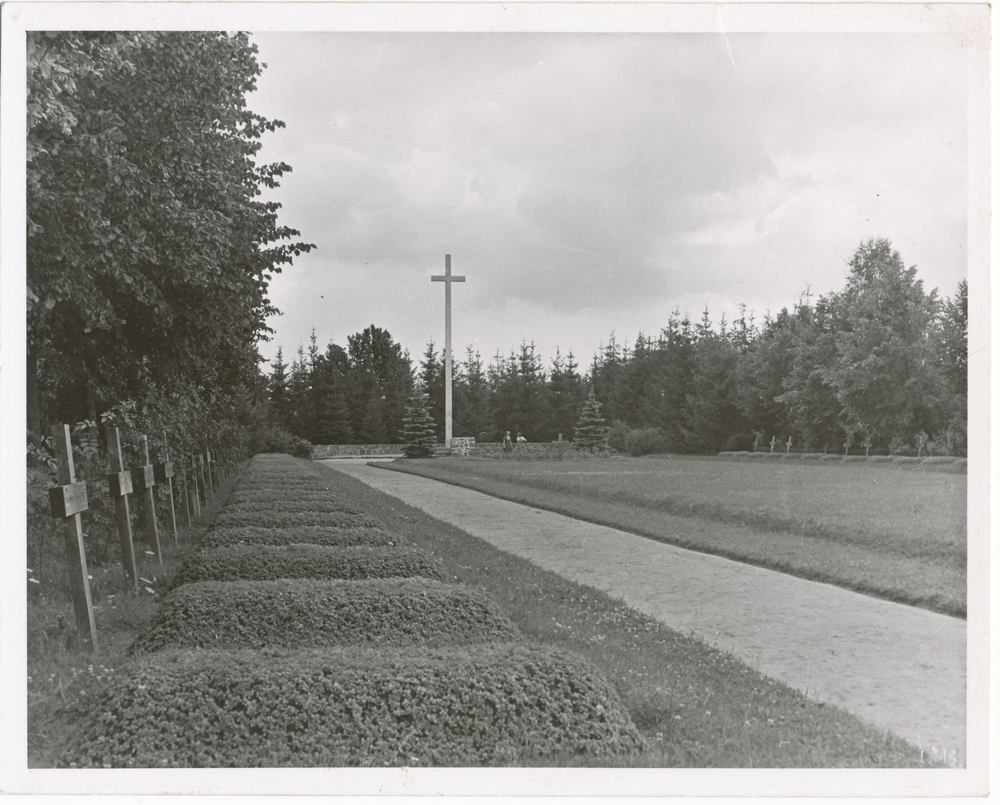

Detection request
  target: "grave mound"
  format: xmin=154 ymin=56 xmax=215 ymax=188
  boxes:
xmin=202 ymin=524 xmax=393 ymax=549
xmin=61 ymin=644 xmax=645 ymax=767
xmin=173 ymin=543 xmax=446 ymax=586
xmin=130 ymin=578 xmax=519 ymax=653
xmin=214 ymin=506 xmax=381 ymax=530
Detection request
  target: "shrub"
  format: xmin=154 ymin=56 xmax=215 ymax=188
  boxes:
xmin=173 ymin=544 xmax=446 ymax=586
xmin=130 ymin=578 xmax=520 ymax=654
xmin=202 ymin=525 xmax=394 ymax=550
xmin=213 ymin=510 xmax=382 ymax=530
xmin=722 ymin=432 xmax=754 ymax=452
xmin=61 ymin=644 xmax=645 ymax=767
xmin=253 ymin=428 xmax=313 ymax=458
xmin=866 ymin=456 xmax=895 ymax=464
xmin=921 ymin=457 xmax=958 ymax=465
xmin=606 ymin=421 xmax=630 ymax=454
xmin=624 ymin=427 xmax=668 ymax=457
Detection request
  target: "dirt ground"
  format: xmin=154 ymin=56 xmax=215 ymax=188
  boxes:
xmin=324 ymin=459 xmax=968 ymax=766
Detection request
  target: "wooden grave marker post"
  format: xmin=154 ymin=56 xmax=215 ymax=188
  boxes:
xmin=551 ymin=433 xmax=566 ymax=461
xmin=105 ymin=426 xmax=139 ymax=590
xmin=133 ymin=435 xmax=163 ymax=564
xmin=770 ymin=436 xmax=777 ymax=453
xmin=154 ymin=431 xmax=178 ymax=545
xmin=785 ymin=436 xmax=793 ymax=455
xmin=48 ymin=424 xmax=99 ymax=651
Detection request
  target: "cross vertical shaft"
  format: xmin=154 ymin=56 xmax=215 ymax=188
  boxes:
xmin=431 ymin=254 xmax=465 ymax=447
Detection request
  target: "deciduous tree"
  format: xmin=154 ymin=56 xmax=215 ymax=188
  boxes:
xmin=27 ymin=31 xmax=313 ymax=437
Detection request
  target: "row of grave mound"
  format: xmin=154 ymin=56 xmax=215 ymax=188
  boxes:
xmin=61 ymin=453 xmax=645 ymax=767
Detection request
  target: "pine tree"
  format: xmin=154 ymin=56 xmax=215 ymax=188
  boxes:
xmin=573 ymin=389 xmax=610 ymax=453
xmin=419 ymin=340 xmax=444 ymax=441
xmin=401 ymin=386 xmax=437 ymax=458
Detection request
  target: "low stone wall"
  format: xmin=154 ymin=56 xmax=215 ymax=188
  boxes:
xmin=313 ymin=441 xmax=589 ymax=460
xmin=468 ymin=442 xmax=582 ymax=460
xmin=312 ymin=444 xmax=406 ymax=459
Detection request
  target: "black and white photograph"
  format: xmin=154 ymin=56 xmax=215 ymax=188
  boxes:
xmin=0 ymin=1 xmax=990 ymax=797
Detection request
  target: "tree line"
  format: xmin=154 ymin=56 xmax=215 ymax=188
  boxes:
xmin=24 ymin=35 xmax=966 ymax=461
xmin=268 ymin=239 xmax=968 ymax=457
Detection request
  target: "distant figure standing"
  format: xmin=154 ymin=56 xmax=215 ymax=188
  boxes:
xmin=503 ymin=431 xmax=513 ymax=453
xmin=516 ymin=432 xmax=527 ymax=451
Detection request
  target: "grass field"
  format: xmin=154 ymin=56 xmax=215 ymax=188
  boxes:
xmin=384 ymin=455 xmax=967 ymax=617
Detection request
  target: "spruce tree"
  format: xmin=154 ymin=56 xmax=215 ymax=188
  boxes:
xmin=574 ymin=389 xmax=610 ymax=453
xmin=401 ymin=387 xmax=437 ymax=458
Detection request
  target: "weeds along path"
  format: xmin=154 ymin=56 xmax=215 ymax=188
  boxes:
xmin=323 ymin=459 xmax=967 ymax=762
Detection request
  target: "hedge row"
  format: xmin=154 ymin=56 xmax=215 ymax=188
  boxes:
xmin=62 ymin=644 xmax=646 ymax=767
xmin=229 ymin=480 xmax=341 ymax=492
xmin=221 ymin=499 xmax=366 ymax=515
xmin=173 ymin=544 xmax=446 ymax=587
xmin=202 ymin=525 xmax=395 ymax=550
xmin=227 ymin=489 xmax=348 ymax=506
xmin=130 ymin=578 xmax=520 ymax=654
xmin=213 ymin=510 xmax=382 ymax=530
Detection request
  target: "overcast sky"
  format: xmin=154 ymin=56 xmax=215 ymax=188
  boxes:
xmin=248 ymin=29 xmax=970 ymax=371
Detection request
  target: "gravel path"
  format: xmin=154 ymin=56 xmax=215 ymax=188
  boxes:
xmin=323 ymin=459 xmax=967 ymax=763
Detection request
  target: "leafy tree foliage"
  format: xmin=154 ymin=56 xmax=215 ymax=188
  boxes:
xmin=347 ymin=325 xmax=413 ymax=443
xmin=820 ymin=238 xmax=945 ymax=444
xmin=270 ymin=326 xmax=413 ymax=445
xmin=26 ymin=32 xmax=315 ymax=582
xmin=27 ymin=31 xmax=313 ymax=437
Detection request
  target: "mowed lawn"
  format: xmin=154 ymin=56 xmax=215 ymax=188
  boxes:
xmin=385 ymin=456 xmax=967 ymax=617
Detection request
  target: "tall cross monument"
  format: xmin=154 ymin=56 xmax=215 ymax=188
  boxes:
xmin=431 ymin=254 xmax=465 ymax=447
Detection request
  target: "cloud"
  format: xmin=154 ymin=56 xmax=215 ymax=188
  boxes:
xmin=250 ymin=31 xmax=971 ymax=365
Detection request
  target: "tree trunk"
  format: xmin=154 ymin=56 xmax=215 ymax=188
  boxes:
xmin=86 ymin=381 xmax=99 ymax=441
